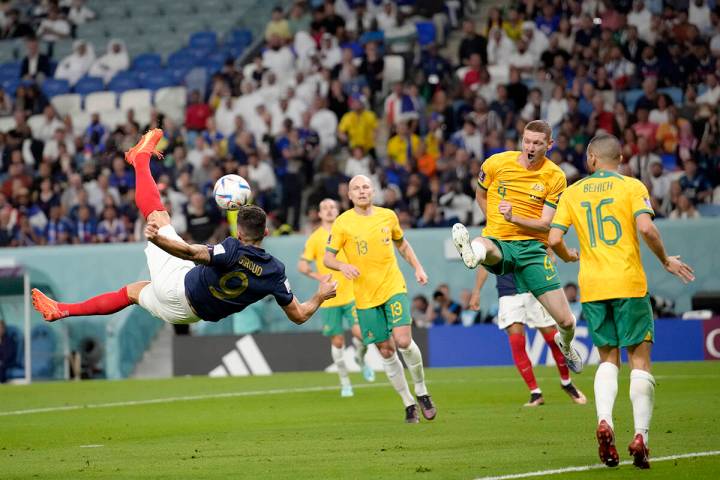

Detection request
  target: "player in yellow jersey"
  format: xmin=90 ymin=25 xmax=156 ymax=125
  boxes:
xmin=548 ymin=134 xmax=694 ymax=469
xmin=451 ymin=120 xmax=584 ymax=373
xmin=324 ymin=175 xmax=437 ymax=424
xmin=299 ymin=199 xmax=375 ymax=398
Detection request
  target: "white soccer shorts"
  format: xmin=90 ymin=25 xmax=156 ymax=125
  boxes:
xmin=138 ymin=225 xmax=202 ymax=324
xmin=497 ymin=292 xmax=556 ymax=330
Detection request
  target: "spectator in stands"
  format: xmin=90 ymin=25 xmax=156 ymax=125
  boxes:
xmin=0 ymin=318 xmax=18 ymax=383
xmin=96 ymin=205 xmax=126 ymax=243
xmin=36 ymin=4 xmax=70 ymax=47
xmin=429 ymin=284 xmax=462 ymax=326
xmin=450 ymin=117 xmax=483 ymax=161
xmin=411 ymin=295 xmax=431 ymax=328
xmin=337 ymin=94 xmax=378 ymax=156
xmin=73 ymin=204 xmax=97 ymax=244
xmin=487 ymin=26 xmax=515 ymax=66
xmin=263 ymin=34 xmax=296 ymax=76
xmin=88 ymin=39 xmax=129 ymax=84
xmin=55 ymin=40 xmax=95 ymax=87
xmin=670 ymin=193 xmax=701 ymax=219
xmin=20 ymin=36 xmax=52 ymax=81
xmin=265 ymin=6 xmax=292 ymax=42
xmin=387 ymin=121 xmax=420 ymax=170
xmin=459 ymin=19 xmax=488 ymax=66
xmin=563 ymin=282 xmax=582 ymax=320
xmin=697 ymin=73 xmax=720 ymax=105
xmin=679 ymin=158 xmax=713 ymax=205
xmin=33 ymin=105 xmax=63 ymax=143
xmin=67 ymin=0 xmax=96 ymax=27
xmin=0 ymin=8 xmax=33 ymax=39
xmin=185 ymin=90 xmax=212 ymax=132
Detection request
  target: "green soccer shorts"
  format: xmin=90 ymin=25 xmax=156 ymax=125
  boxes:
xmin=355 ymin=293 xmax=412 ymax=345
xmin=581 ymin=295 xmax=654 ymax=348
xmin=483 ymin=239 xmax=561 ymax=297
xmin=320 ymin=301 xmax=358 ymax=337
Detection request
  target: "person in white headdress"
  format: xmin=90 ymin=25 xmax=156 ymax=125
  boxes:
xmin=486 ymin=27 xmax=516 ymax=66
xmin=88 ymin=39 xmax=129 ymax=84
xmin=55 ymin=39 xmax=95 ymax=86
xmin=319 ymin=33 xmax=342 ymax=70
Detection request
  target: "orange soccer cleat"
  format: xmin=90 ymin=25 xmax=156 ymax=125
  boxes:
xmin=596 ymin=420 xmax=619 ymax=467
xmin=125 ymin=128 xmax=164 ymax=165
xmin=628 ymin=433 xmax=650 ymax=469
xmin=31 ymin=288 xmax=68 ymax=322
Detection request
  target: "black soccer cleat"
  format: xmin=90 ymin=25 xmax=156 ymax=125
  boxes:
xmin=561 ymin=383 xmax=588 ymax=404
xmin=417 ymin=395 xmax=437 ymax=420
xmin=405 ymin=404 xmax=420 ymax=424
xmin=524 ymin=392 xmax=545 ymax=407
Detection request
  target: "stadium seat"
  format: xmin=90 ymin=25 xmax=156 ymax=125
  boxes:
xmin=659 ymin=86 xmax=683 ymax=105
xmin=415 ymin=21 xmax=436 ymax=47
xmin=76 ymin=22 xmax=108 ymax=40
xmin=189 ymin=31 xmax=218 ymax=50
xmin=99 ymin=3 xmax=130 ymax=20
xmin=359 ymin=30 xmax=384 ymax=45
xmin=661 ymin=153 xmax=678 ymax=171
xmin=74 ymin=76 xmax=105 ymax=96
xmin=227 ymin=29 xmax=253 ymax=48
xmin=154 ymin=85 xmax=187 ymax=108
xmin=340 ymin=42 xmax=364 ymax=58
xmin=132 ymin=53 xmax=163 ymax=71
xmin=41 ymin=79 xmax=71 ymax=98
xmin=167 ymin=50 xmax=197 ymax=70
xmin=70 ymin=110 xmax=91 ymax=136
xmin=383 ymin=55 xmax=405 ymax=87
xmin=168 ymin=66 xmax=191 ymax=85
xmin=101 ymin=108 xmax=129 ymax=129
xmin=51 ymin=93 xmax=82 ymax=116
xmin=119 ymin=89 xmax=152 ymax=112
xmin=85 ymin=91 xmax=118 ymax=112
xmin=0 ymin=115 xmax=16 ymax=133
xmin=27 ymin=114 xmax=46 ymax=134
xmin=140 ymin=70 xmax=175 ymax=90
xmin=697 ymin=204 xmax=720 ymax=217
xmin=623 ymin=88 xmax=644 ymax=112
xmin=221 ymin=43 xmax=245 ymax=60
xmin=108 ymin=74 xmax=140 ymax=94
xmin=0 ymin=61 xmax=20 ymax=79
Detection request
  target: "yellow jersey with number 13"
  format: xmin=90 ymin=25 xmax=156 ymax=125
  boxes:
xmin=551 ymin=170 xmax=654 ymax=303
xmin=326 ymin=207 xmax=407 ymax=309
xmin=478 ymin=150 xmax=567 ymax=243
xmin=301 ymin=226 xmax=354 ymax=308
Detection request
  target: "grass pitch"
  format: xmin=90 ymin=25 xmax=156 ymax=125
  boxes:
xmin=1 ymin=362 xmax=718 ymax=479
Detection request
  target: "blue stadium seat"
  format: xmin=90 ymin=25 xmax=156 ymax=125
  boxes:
xmin=221 ymin=43 xmax=245 ymax=60
xmin=661 ymin=153 xmax=678 ymax=171
xmin=359 ymin=30 xmax=384 ymax=45
xmin=623 ymin=88 xmax=644 ymax=112
xmin=74 ymin=76 xmax=105 ymax=96
xmin=227 ymin=29 xmax=252 ymax=48
xmin=41 ymin=78 xmax=71 ymax=98
xmin=135 ymin=68 xmax=165 ymax=85
xmin=108 ymin=73 xmax=140 ymax=93
xmin=697 ymin=204 xmax=720 ymax=217
xmin=0 ymin=61 xmax=21 ymax=79
xmin=187 ymin=46 xmax=213 ymax=62
xmin=167 ymin=50 xmax=198 ymax=70
xmin=168 ymin=66 xmax=191 ymax=84
xmin=189 ymin=31 xmax=218 ymax=50
xmin=659 ymin=86 xmax=683 ymax=105
xmin=415 ymin=21 xmax=436 ymax=47
xmin=340 ymin=41 xmax=364 ymax=58
xmin=141 ymin=70 xmax=175 ymax=90
xmin=132 ymin=53 xmax=163 ymax=71
xmin=1 ymin=78 xmax=19 ymax=96
xmin=201 ymin=58 xmax=224 ymax=75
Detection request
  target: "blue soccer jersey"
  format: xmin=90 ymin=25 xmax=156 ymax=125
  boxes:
xmin=184 ymin=237 xmax=294 ymax=322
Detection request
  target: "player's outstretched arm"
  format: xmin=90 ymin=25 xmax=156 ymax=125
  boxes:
xmin=145 ymin=221 xmax=210 ymax=264
xmin=298 ymin=259 xmax=324 ymax=281
xmin=548 ymin=227 xmax=579 ymax=263
xmin=394 ymin=238 xmax=428 ymax=285
xmin=636 ymin=214 xmax=695 ymax=283
xmin=469 ymin=268 xmax=489 ymax=311
xmin=281 ymin=274 xmax=337 ymax=325
xmin=499 ymin=202 xmax=556 ymax=233
xmin=323 ymin=250 xmax=360 ymax=280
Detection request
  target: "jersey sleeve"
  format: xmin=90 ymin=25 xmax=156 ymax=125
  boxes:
xmin=272 ymin=266 xmax=294 ymax=307
xmin=207 ymin=237 xmax=242 ymax=269
xmin=337 ymin=113 xmax=351 ymax=134
xmin=631 ymin=180 xmax=655 ymax=218
xmin=390 ymin=210 xmax=404 ymax=241
xmin=550 ymin=189 xmax=573 ymax=232
xmin=301 ymin=233 xmax=318 ymax=262
xmin=477 ymin=155 xmax=496 ymax=190
xmin=544 ymin=168 xmax=567 ymax=209
xmin=326 ymin=218 xmax=346 ymax=255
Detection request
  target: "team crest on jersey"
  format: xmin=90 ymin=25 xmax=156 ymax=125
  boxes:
xmin=478 ymin=170 xmax=486 ymax=183
xmin=531 ymin=183 xmax=545 ymax=192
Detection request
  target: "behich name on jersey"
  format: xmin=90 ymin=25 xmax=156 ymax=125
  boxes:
xmin=239 ymin=256 xmax=263 ymax=276
xmin=583 ymin=181 xmax=614 ymax=193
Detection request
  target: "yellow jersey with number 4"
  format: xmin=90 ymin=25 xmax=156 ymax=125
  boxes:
xmin=551 ymin=169 xmax=654 ymax=302
xmin=301 ymin=226 xmax=354 ymax=308
xmin=326 ymin=207 xmax=407 ymax=309
xmin=478 ymin=150 xmax=567 ymax=243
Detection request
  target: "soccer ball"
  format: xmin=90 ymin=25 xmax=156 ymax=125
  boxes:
xmin=213 ymin=174 xmax=252 ymax=210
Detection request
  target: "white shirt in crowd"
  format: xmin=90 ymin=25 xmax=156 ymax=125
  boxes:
xmin=262 ymin=46 xmax=296 ymax=77
xmin=248 ymin=160 xmax=277 ymax=192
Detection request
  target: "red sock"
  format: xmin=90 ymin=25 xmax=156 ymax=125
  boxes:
xmin=58 ymin=286 xmax=132 ymax=317
xmin=543 ymin=329 xmax=570 ymax=381
xmin=133 ymin=152 xmax=165 ymax=219
xmin=508 ymin=333 xmax=538 ymax=391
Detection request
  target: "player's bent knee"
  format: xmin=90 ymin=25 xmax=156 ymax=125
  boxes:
xmin=126 ymin=281 xmax=151 ymax=304
xmin=330 ymin=335 xmax=345 ymax=348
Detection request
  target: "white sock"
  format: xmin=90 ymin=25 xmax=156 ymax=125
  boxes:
xmin=331 ymin=345 xmax=350 ymax=387
xmin=352 ymin=336 xmax=367 ymax=367
xmin=630 ymin=369 xmax=655 ymax=445
xmin=557 ymin=315 xmax=576 ymax=349
xmin=594 ymin=362 xmax=619 ymax=429
xmin=382 ymin=353 xmax=415 ymax=407
xmin=398 ymin=340 xmax=428 ymax=396
xmin=471 ymin=238 xmax=487 ymax=263
xmin=530 ymin=388 xmax=542 ymax=395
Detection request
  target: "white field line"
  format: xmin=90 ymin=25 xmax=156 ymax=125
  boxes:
xmin=474 ymin=451 xmax=720 ymax=480
xmin=1 ymin=372 xmax=716 ymax=417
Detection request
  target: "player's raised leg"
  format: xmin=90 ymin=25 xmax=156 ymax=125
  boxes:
xmin=393 ymin=324 xmax=436 ymax=420
xmin=627 ymin=341 xmax=654 ymax=469
xmin=451 ymin=223 xmax=503 ymax=269
xmin=32 ymin=281 xmax=149 ymax=321
xmin=125 ymin=128 xmax=171 ymax=228
xmin=538 ymin=326 xmax=586 ymax=404
xmin=595 ymin=346 xmax=620 ymax=467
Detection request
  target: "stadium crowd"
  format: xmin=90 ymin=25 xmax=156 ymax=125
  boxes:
xmin=1 ymin=0 xmax=720 ymax=250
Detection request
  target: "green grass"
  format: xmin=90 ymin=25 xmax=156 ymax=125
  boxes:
xmin=1 ymin=362 xmax=719 ymax=479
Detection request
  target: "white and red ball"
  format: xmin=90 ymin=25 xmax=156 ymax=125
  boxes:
xmin=213 ymin=174 xmax=252 ymax=210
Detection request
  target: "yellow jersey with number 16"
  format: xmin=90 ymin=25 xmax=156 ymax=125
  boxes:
xmin=478 ymin=150 xmax=567 ymax=243
xmin=326 ymin=207 xmax=407 ymax=309
xmin=301 ymin=226 xmax=354 ymax=308
xmin=551 ymin=170 xmax=654 ymax=303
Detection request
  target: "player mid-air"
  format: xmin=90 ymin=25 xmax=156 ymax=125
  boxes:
xmin=469 ymin=270 xmax=586 ymax=407
xmin=324 ymin=175 xmax=436 ymax=423
xmin=299 ymin=198 xmax=375 ymax=398
xmin=32 ymin=129 xmax=337 ymax=326
xmin=451 ymin=120 xmax=583 ymax=373
xmin=548 ymin=134 xmax=694 ymax=469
